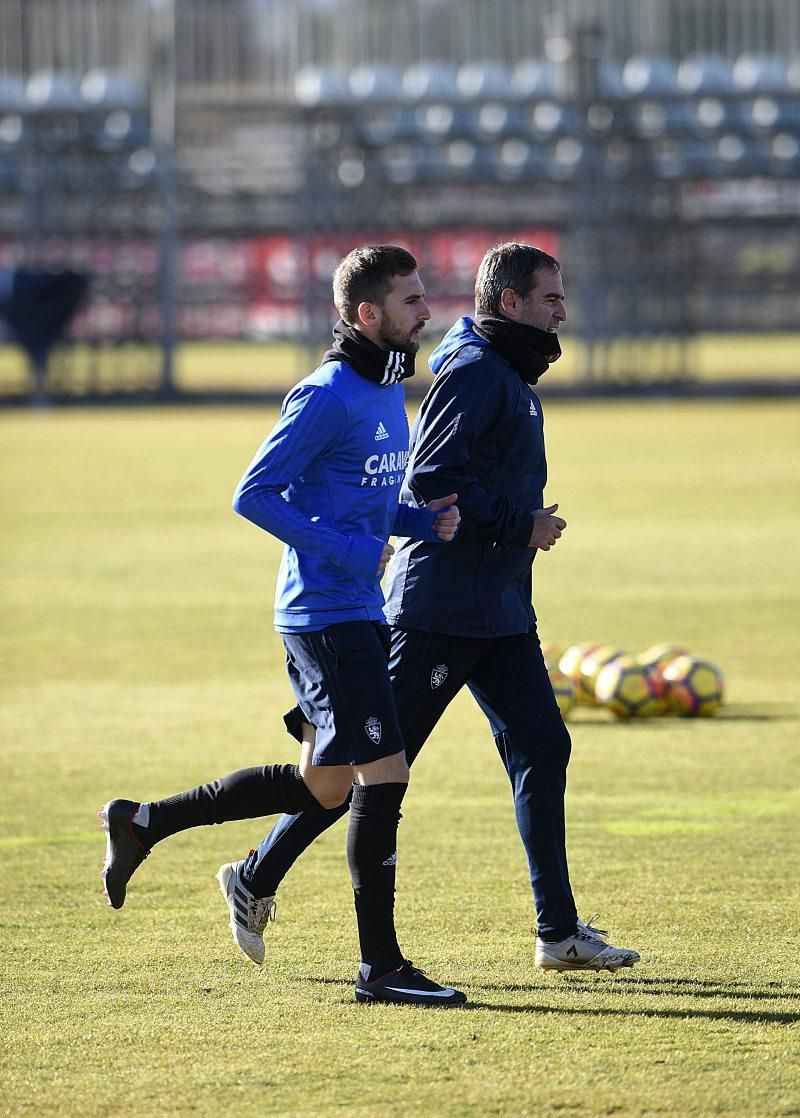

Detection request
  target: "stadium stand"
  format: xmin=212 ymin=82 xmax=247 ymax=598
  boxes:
xmin=0 ymin=0 xmax=798 ymax=398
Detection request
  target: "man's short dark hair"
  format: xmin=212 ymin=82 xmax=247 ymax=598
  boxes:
xmin=332 ymin=245 xmax=418 ymax=324
xmin=474 ymin=242 xmax=561 ymax=316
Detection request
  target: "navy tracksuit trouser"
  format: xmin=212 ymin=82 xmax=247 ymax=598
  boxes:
xmin=244 ymin=626 xmax=578 ymax=937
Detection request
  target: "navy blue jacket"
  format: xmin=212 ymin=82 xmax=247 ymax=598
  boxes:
xmin=384 ymin=317 xmax=547 ymax=637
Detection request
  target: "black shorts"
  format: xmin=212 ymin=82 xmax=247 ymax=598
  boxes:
xmin=281 ymin=620 xmax=405 ymax=767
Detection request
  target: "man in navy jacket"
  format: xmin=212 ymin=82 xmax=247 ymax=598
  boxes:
xmin=244 ymin=243 xmax=640 ymax=974
xmin=99 ymin=245 xmax=466 ymax=1007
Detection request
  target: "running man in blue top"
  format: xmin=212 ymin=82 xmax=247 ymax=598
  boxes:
xmin=99 ymin=245 xmax=466 ymax=1007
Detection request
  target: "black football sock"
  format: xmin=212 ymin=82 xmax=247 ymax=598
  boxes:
xmin=538 ymin=923 xmax=579 ymax=943
xmin=136 ymin=765 xmax=324 ymax=846
xmin=346 ymin=781 xmax=406 ymax=978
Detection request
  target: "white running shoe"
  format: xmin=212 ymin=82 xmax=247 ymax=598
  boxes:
xmin=535 ymin=915 xmax=640 ymax=972
xmin=216 ymin=861 xmax=276 ymax=965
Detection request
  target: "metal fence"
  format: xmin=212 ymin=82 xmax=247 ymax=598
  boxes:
xmin=1 ymin=0 xmax=799 ymax=400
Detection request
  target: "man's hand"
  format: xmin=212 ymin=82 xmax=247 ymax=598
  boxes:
xmin=427 ymin=492 xmax=460 ymax=542
xmin=529 ymin=503 xmax=567 ymax=551
xmin=378 ymin=541 xmax=395 ymax=575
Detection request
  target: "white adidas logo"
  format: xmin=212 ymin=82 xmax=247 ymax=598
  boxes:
xmin=375 ymin=421 xmax=390 ymax=441
xmin=529 ymin=400 xmax=538 ymax=416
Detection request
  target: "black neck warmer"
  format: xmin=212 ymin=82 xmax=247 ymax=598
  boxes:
xmin=473 ymin=314 xmax=562 ymax=385
xmin=322 ymin=320 xmax=416 ymax=386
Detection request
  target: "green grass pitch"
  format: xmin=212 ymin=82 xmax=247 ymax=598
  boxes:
xmin=1 ymin=401 xmax=799 ymax=1116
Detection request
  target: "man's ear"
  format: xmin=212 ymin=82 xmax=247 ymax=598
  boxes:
xmin=356 ymin=300 xmax=379 ymax=328
xmin=498 ymin=287 xmax=521 ymax=319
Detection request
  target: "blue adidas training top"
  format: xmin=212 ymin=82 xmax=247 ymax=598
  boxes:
xmin=233 ymin=359 xmax=439 ymax=632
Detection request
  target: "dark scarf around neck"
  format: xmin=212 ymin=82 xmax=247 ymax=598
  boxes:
xmin=473 ymin=314 xmax=562 ymax=385
xmin=322 ymin=319 xmax=416 ymax=385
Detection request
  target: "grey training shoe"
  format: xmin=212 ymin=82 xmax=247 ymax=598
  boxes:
xmin=535 ymin=916 xmax=640 ymax=972
xmin=98 ymin=799 xmax=150 ymax=909
xmin=216 ymin=861 xmax=276 ymax=965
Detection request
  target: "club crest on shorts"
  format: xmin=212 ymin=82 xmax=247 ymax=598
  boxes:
xmin=431 ymin=664 xmax=449 ymax=690
xmin=364 ymin=716 xmax=382 ymax=744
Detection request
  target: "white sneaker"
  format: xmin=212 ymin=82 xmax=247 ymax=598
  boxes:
xmin=216 ymin=861 xmax=276 ymax=965
xmin=535 ymin=915 xmax=640 ymax=972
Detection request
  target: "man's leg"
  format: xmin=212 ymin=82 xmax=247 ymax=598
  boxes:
xmin=99 ymin=759 xmax=349 ymax=910
xmin=465 ymin=631 xmax=578 ymax=938
xmin=267 ymin=620 xmax=464 ymax=1003
xmin=101 ymin=706 xmax=361 ymax=914
xmin=242 ymin=712 xmax=351 ymax=899
xmin=243 ymin=627 xmax=477 ymax=900
xmin=466 ymin=631 xmax=639 ymax=971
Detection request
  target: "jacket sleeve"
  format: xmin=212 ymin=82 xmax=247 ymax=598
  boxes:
xmin=232 ymin=384 xmax=384 ymax=581
xmin=405 ymin=358 xmax=534 ymax=548
xmin=391 ymin=502 xmax=440 ymax=542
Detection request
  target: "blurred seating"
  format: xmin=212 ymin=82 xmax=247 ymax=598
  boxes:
xmin=455 ymin=62 xmax=512 ymax=101
xmin=690 ymin=95 xmax=748 ymax=136
xmin=491 ymin=137 xmax=549 ymax=181
xmin=545 ymin=135 xmax=587 ymax=179
xmin=0 ymin=111 xmax=25 ymax=150
xmin=510 ymin=59 xmax=556 ymax=100
xmin=379 ymin=142 xmax=441 ymax=184
xmin=621 ymin=56 xmax=679 ymax=96
xmin=525 ymin=98 xmax=578 ymax=141
xmin=732 ymin=54 xmax=790 ymax=95
xmin=294 ymin=66 xmax=351 ymax=106
xmin=80 ymin=71 xmax=147 ymax=111
xmin=355 ymin=104 xmax=419 ymax=144
xmin=676 ymin=55 xmax=734 ymax=95
xmin=441 ymin=139 xmax=495 ymax=180
xmin=348 ymin=65 xmax=404 ymax=102
xmin=472 ymin=100 xmax=527 ymax=141
xmin=26 ymin=71 xmax=85 ymax=111
xmin=715 ymin=134 xmax=773 ymax=175
xmin=402 ymin=63 xmax=459 ymax=101
xmin=630 ymin=97 xmax=693 ymax=138
xmin=770 ymin=131 xmax=800 ymax=172
xmin=0 ymin=74 xmax=26 ymax=112
xmin=650 ymin=137 xmax=721 ymax=179
xmin=413 ymin=101 xmax=473 ymax=142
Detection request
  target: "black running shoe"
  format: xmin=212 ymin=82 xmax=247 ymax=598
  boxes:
xmin=98 ymin=799 xmax=150 ymax=909
xmin=355 ymin=961 xmax=467 ymax=1007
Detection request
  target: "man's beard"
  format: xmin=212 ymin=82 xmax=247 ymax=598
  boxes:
xmin=379 ymin=316 xmax=423 ymax=354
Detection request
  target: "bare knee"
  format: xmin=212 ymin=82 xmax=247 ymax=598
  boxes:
xmin=299 ymin=762 xmax=352 ymax=810
xmin=312 ymin=784 xmax=351 ymax=810
xmin=354 ymin=750 xmax=409 ymax=786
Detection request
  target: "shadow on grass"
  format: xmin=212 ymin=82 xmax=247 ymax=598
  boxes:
xmin=465 ymin=1000 xmax=800 ymax=1024
xmin=571 ymin=702 xmax=796 ymax=727
xmin=469 ymin=973 xmax=800 ymax=1021
xmin=302 ymin=974 xmax=800 ymax=1022
xmin=610 ymin=975 xmax=800 ymax=996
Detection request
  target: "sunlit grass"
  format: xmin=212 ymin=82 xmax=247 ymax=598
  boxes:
xmin=1 ymin=402 xmax=799 ymax=1116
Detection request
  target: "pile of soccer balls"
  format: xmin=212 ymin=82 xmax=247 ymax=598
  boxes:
xmin=543 ymin=641 xmax=725 ymax=721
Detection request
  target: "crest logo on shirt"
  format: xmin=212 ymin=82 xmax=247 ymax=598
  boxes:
xmin=529 ymin=400 xmax=538 ymax=416
xmin=431 ymin=664 xmax=449 ymax=690
xmin=374 ymin=421 xmax=390 ymax=441
xmin=365 ymin=716 xmax=382 ymax=744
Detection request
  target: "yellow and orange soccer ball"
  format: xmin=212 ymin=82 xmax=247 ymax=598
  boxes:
xmin=661 ymin=654 xmax=725 ymax=717
xmin=546 ymin=639 xmax=725 ymax=720
xmin=594 ymin=656 xmax=665 ymax=719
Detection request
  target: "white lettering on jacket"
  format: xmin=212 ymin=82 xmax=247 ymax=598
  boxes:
xmin=361 ymin=448 xmax=409 ymax=488
xmin=364 ymin=450 xmax=410 ymax=475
